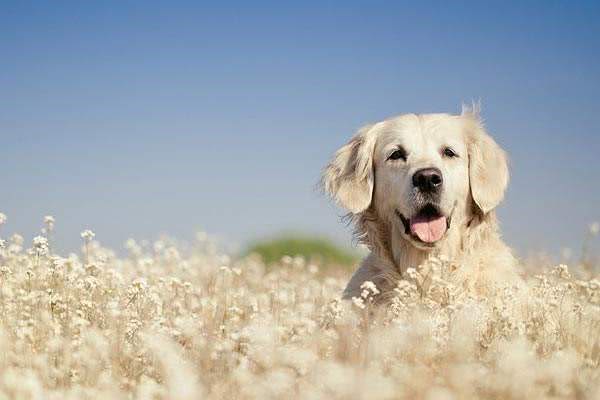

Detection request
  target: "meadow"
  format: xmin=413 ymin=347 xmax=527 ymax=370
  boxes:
xmin=0 ymin=213 xmax=599 ymax=399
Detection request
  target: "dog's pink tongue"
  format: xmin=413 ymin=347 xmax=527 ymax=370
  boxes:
xmin=410 ymin=215 xmax=447 ymax=243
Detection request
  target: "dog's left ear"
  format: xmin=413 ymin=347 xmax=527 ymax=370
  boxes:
xmin=464 ymin=113 xmax=509 ymax=215
xmin=321 ymin=123 xmax=379 ymax=214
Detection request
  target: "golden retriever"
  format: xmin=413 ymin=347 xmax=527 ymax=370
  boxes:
xmin=322 ymin=107 xmax=523 ymax=301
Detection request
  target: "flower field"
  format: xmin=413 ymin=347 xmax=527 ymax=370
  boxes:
xmin=0 ymin=214 xmax=599 ymax=399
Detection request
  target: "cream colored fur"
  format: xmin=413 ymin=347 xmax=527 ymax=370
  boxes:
xmin=322 ymin=109 xmax=523 ymax=301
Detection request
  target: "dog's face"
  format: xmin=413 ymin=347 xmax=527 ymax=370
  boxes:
xmin=323 ymin=112 xmax=508 ymax=250
xmin=373 ymin=115 xmax=470 ymax=249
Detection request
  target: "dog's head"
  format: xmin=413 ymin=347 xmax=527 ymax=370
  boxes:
xmin=322 ymin=110 xmax=508 ymax=250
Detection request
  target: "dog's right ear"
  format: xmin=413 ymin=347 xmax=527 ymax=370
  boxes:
xmin=463 ymin=111 xmax=509 ymax=215
xmin=321 ymin=124 xmax=379 ymax=214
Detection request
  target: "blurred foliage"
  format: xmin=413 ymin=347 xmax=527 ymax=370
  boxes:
xmin=245 ymin=235 xmax=359 ymax=267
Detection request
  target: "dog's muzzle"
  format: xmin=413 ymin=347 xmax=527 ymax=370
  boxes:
xmin=396 ymin=204 xmax=452 ymax=245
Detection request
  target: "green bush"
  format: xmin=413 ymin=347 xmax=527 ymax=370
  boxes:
xmin=245 ymin=235 xmax=358 ymax=267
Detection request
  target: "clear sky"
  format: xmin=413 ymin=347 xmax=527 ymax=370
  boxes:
xmin=2 ymin=1 xmax=599 ymax=257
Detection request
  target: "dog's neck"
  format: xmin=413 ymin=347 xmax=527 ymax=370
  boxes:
xmin=358 ymin=207 xmax=498 ymax=276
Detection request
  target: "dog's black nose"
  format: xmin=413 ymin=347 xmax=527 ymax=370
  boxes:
xmin=412 ymin=168 xmax=443 ymax=192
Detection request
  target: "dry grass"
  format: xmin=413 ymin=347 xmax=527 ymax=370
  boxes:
xmin=0 ymin=214 xmax=599 ymax=399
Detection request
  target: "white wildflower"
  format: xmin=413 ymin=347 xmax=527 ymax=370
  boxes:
xmin=0 ymin=213 xmax=6 ymax=225
xmin=360 ymin=280 xmax=380 ymax=297
xmin=44 ymin=215 xmax=55 ymax=230
xmin=351 ymin=296 xmax=366 ymax=309
xmin=32 ymin=236 xmax=49 ymax=254
xmin=553 ymin=264 xmax=571 ymax=279
xmin=589 ymin=222 xmax=600 ymax=236
xmin=406 ymin=267 xmax=419 ymax=280
xmin=81 ymin=229 xmax=95 ymax=241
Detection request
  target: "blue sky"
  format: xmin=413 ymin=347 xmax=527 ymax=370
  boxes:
xmin=1 ymin=1 xmax=599 ymax=257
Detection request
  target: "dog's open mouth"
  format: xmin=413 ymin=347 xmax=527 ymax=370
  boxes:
xmin=396 ymin=204 xmax=451 ymax=245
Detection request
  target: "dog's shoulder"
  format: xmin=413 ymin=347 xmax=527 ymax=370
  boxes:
xmin=342 ymin=253 xmax=398 ymax=299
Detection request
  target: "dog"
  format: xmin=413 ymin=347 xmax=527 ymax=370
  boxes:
xmin=322 ymin=108 xmax=523 ymax=301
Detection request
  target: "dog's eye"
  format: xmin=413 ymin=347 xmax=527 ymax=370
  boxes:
xmin=443 ymin=147 xmax=458 ymax=158
xmin=388 ymin=147 xmax=407 ymax=161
